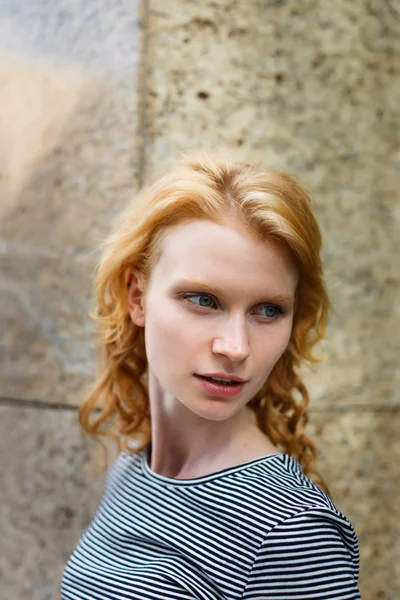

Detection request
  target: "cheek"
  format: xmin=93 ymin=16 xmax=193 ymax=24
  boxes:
xmin=259 ymin=320 xmax=293 ymax=363
xmin=144 ymin=302 xmax=205 ymax=368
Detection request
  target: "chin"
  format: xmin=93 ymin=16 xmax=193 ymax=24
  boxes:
xmin=185 ymin=398 xmax=242 ymax=422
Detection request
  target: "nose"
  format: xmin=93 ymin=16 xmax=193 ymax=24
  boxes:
xmin=212 ymin=313 xmax=250 ymax=362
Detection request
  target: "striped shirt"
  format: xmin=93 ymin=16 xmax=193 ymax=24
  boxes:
xmin=61 ymin=445 xmax=361 ymax=599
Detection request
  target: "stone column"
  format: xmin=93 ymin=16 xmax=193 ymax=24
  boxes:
xmin=142 ymin=2 xmax=400 ymax=598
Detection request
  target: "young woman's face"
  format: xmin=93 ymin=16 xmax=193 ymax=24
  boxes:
xmin=130 ymin=219 xmax=298 ymax=422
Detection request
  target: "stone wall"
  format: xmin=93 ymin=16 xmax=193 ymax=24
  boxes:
xmin=1 ymin=1 xmax=399 ymax=598
xmin=0 ymin=1 xmax=141 ymax=598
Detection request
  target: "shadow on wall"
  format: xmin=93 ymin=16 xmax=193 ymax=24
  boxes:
xmin=0 ymin=50 xmax=138 ymax=406
xmin=0 ymin=52 xmax=84 ymax=212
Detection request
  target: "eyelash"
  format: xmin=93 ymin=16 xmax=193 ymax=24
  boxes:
xmin=182 ymin=293 xmax=287 ymax=319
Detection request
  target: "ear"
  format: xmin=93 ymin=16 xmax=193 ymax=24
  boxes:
xmin=127 ymin=269 xmax=146 ymax=327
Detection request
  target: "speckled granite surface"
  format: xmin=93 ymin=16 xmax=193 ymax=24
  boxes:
xmin=309 ymin=409 xmax=400 ymax=599
xmin=144 ymin=0 xmax=400 ymax=411
xmin=143 ymin=1 xmax=400 ymax=597
xmin=0 ymin=405 xmax=106 ymax=600
xmin=0 ymin=0 xmax=141 ymax=405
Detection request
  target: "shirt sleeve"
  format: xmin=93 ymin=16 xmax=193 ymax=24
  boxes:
xmin=242 ymin=508 xmax=361 ymax=599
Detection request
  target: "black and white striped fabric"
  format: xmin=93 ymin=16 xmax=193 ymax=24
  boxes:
xmin=61 ymin=446 xmax=361 ymax=599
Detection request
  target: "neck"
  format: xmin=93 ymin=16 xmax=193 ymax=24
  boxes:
xmin=147 ymin=372 xmax=276 ymax=479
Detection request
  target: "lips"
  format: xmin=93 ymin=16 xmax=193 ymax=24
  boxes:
xmin=193 ymin=374 xmax=248 ymax=398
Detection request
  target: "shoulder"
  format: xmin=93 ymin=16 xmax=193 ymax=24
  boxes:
xmin=226 ymin=453 xmax=358 ymax=549
xmin=243 ymin=508 xmax=361 ymax=598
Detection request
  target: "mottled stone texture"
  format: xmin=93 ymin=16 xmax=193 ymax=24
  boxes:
xmin=0 ymin=0 xmax=141 ymax=405
xmin=0 ymin=405 xmax=106 ymax=600
xmin=144 ymin=1 xmax=400 ymax=597
xmin=309 ymin=410 xmax=400 ymax=600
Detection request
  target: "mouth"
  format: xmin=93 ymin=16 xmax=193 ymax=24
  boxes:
xmin=197 ymin=375 xmax=243 ymax=385
xmin=197 ymin=373 xmax=247 ymax=384
xmin=194 ymin=374 xmax=247 ymax=397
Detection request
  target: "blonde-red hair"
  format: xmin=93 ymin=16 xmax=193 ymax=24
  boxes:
xmin=80 ymin=154 xmax=330 ymax=491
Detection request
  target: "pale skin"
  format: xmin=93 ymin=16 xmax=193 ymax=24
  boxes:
xmin=127 ymin=218 xmax=299 ymax=480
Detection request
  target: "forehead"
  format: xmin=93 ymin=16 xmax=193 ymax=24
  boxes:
xmin=150 ymin=219 xmax=298 ymax=295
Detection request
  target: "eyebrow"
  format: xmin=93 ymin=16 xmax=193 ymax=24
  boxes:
xmin=173 ymin=279 xmax=295 ymax=304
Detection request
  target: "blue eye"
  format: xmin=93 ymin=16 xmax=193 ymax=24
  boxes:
xmin=186 ymin=294 xmax=215 ymax=308
xmin=258 ymin=304 xmax=282 ymax=318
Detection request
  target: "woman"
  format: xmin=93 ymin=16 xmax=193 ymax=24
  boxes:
xmin=61 ymin=154 xmax=361 ymax=599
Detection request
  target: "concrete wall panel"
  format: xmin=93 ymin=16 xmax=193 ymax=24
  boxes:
xmin=1 ymin=405 xmax=106 ymax=600
xmin=0 ymin=0 xmax=141 ymax=405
